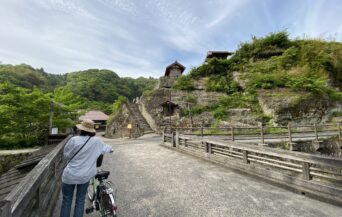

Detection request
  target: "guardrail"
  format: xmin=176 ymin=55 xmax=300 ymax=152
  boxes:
xmin=166 ymin=122 xmax=341 ymax=144
xmin=0 ymin=135 xmax=71 ymax=217
xmin=162 ymin=132 xmax=342 ymax=206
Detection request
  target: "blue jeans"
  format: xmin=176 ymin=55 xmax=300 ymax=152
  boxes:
xmin=60 ymin=181 xmax=89 ymax=217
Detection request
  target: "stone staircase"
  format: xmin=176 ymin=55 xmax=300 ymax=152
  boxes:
xmin=126 ymin=102 xmax=154 ymax=135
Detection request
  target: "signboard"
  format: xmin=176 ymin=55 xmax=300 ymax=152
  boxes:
xmin=127 ymin=124 xmax=132 ymax=129
xmin=51 ymin=128 xmax=58 ymax=135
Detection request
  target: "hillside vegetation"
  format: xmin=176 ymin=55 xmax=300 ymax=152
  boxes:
xmin=0 ymin=64 xmax=157 ymax=148
xmin=175 ymin=32 xmax=342 ymax=124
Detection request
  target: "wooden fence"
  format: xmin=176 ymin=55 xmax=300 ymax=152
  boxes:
xmin=0 ymin=135 xmax=71 ymax=217
xmin=162 ymin=132 xmax=342 ymax=206
xmin=166 ymin=122 xmax=341 ymax=144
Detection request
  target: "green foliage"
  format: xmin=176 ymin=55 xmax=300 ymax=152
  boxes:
xmin=173 ymin=75 xmax=195 ymax=91
xmin=66 ymin=69 xmax=120 ymax=102
xmin=205 ymin=75 xmax=240 ymax=93
xmin=0 ymin=82 xmax=50 ymax=149
xmin=52 ymin=86 xmax=87 ymax=128
xmin=185 ymin=94 xmax=197 ymax=104
xmin=0 ymin=64 xmax=66 ymax=91
xmin=112 ymin=96 xmax=127 ymax=114
xmin=0 ymin=64 xmax=157 ymax=148
xmin=65 ymin=69 xmax=157 ymax=103
xmin=212 ymin=93 xmax=262 ymax=120
xmin=189 ymin=58 xmax=230 ymax=78
xmin=235 ymin=31 xmax=291 ymax=61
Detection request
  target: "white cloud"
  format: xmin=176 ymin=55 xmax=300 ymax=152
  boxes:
xmin=0 ymin=0 xmax=342 ymax=77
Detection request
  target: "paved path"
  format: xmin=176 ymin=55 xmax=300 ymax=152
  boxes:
xmin=82 ymin=134 xmax=341 ymax=217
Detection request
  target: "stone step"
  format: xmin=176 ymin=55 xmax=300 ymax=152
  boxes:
xmin=127 ymin=103 xmax=153 ymax=133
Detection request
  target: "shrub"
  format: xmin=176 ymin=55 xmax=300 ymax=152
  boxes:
xmin=173 ymin=76 xmax=195 ymax=91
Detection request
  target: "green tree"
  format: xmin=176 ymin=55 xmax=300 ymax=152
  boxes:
xmin=0 ymin=82 xmax=50 ymax=148
xmin=52 ymin=86 xmax=86 ymax=128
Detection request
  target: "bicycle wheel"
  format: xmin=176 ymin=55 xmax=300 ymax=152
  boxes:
xmin=100 ymin=192 xmax=117 ymax=217
xmin=87 ymin=178 xmax=96 ymax=201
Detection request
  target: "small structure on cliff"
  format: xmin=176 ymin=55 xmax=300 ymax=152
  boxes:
xmin=164 ymin=61 xmax=185 ymax=78
xmin=204 ymin=51 xmax=233 ymax=63
xmin=160 ymin=61 xmax=186 ymax=88
xmin=160 ymin=101 xmax=179 ymax=116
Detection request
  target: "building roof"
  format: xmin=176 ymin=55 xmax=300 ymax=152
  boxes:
xmin=204 ymin=51 xmax=233 ymax=63
xmin=79 ymin=110 xmax=109 ymax=121
xmin=164 ymin=61 xmax=185 ymax=76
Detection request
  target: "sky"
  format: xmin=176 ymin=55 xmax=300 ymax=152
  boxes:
xmin=0 ymin=0 xmax=341 ymax=78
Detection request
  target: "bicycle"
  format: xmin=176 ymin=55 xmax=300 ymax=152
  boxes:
xmin=86 ymin=158 xmax=117 ymax=217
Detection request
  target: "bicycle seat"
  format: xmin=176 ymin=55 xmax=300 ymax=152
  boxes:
xmin=95 ymin=170 xmax=110 ymax=180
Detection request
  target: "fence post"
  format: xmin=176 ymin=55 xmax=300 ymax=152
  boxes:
xmin=338 ymin=123 xmax=341 ymax=139
xmin=231 ymin=126 xmax=235 ymax=142
xmin=302 ymin=162 xmax=311 ymax=180
xmin=201 ymin=125 xmax=204 ymax=137
xmin=175 ymin=131 xmax=180 ymax=148
xmin=314 ymin=123 xmax=319 ymax=141
xmin=288 ymin=123 xmax=292 ymax=144
xmin=242 ymin=150 xmax=249 ymax=164
xmin=260 ymin=125 xmax=264 ymax=144
xmin=162 ymin=130 xmax=165 ymax=144
xmin=205 ymin=142 xmax=212 ymax=154
xmin=172 ymin=132 xmax=176 ymax=147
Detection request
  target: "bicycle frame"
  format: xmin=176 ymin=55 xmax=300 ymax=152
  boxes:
xmin=86 ymin=172 xmax=117 ymax=217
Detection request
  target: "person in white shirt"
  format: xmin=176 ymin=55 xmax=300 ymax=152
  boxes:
xmin=60 ymin=119 xmax=113 ymax=217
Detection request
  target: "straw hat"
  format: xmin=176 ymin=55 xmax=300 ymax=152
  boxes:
xmin=76 ymin=119 xmax=96 ymax=133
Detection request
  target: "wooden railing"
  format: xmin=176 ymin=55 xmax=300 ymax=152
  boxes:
xmin=0 ymin=135 xmax=71 ymax=217
xmin=167 ymin=122 xmax=342 ymax=143
xmin=162 ymin=132 xmax=342 ymax=206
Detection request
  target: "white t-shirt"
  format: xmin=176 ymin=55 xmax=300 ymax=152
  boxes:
xmin=62 ymin=136 xmax=113 ymax=184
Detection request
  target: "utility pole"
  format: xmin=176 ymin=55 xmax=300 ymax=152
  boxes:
xmin=169 ymin=89 xmax=172 ymax=133
xmin=49 ymin=101 xmax=54 ymax=135
xmin=187 ymin=102 xmax=192 ymax=129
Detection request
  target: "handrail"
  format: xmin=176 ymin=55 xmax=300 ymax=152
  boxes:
xmin=0 ymin=135 xmax=72 ymax=217
xmin=162 ymin=132 xmax=342 ymax=206
xmin=168 ymin=122 xmax=342 ymax=142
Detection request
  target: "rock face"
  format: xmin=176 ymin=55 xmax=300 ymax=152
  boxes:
xmin=140 ymin=83 xmax=229 ymax=131
xmin=105 ymin=103 xmax=148 ymax=138
xmin=139 ymin=76 xmax=262 ymax=131
xmin=257 ymin=89 xmax=332 ymax=125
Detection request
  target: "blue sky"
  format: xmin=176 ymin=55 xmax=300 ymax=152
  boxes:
xmin=0 ymin=0 xmax=341 ymax=78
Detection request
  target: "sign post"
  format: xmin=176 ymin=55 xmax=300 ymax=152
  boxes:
xmin=127 ymin=123 xmax=132 ymax=138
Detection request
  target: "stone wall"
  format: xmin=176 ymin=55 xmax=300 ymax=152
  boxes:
xmin=257 ymin=89 xmax=331 ymax=125
xmin=268 ymin=138 xmax=342 ymax=157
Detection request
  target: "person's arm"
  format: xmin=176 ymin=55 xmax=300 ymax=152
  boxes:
xmin=102 ymin=144 xmax=113 ymax=154
xmin=95 ymin=137 xmax=113 ymax=154
xmin=63 ymin=138 xmax=74 ymax=161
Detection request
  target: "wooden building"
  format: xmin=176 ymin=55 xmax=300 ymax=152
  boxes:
xmin=79 ymin=110 xmax=109 ymax=131
xmin=204 ymin=51 xmax=233 ymax=63
xmin=160 ymin=101 xmax=178 ymax=116
xmin=164 ymin=61 xmax=185 ymax=78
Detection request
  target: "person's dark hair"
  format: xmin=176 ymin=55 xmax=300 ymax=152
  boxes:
xmin=80 ymin=130 xmax=96 ymax=137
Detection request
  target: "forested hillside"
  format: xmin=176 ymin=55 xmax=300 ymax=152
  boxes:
xmin=0 ymin=64 xmax=157 ymax=148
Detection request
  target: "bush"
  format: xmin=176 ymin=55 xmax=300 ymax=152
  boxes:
xmin=173 ymin=76 xmax=194 ymax=91
xmin=205 ymin=75 xmax=240 ymax=93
